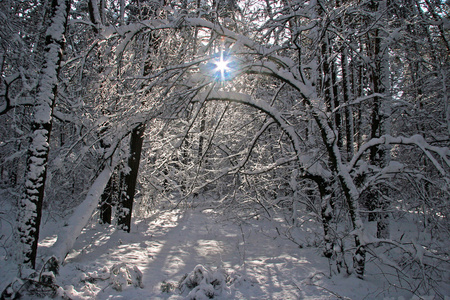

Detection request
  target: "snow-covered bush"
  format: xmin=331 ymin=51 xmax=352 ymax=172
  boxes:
xmin=77 ymin=263 xmax=144 ymax=293
xmin=178 ymin=265 xmax=231 ymax=299
xmin=160 ymin=280 xmax=176 ymax=293
xmin=365 ymin=239 xmax=450 ymax=298
xmin=0 ymin=272 xmax=63 ymax=300
xmin=1 ymin=256 xmax=66 ymax=299
xmin=109 ymin=263 xmax=144 ymax=291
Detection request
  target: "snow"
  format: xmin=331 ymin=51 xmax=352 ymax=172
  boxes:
xmin=0 ymin=203 xmax=442 ymax=300
xmin=54 ymin=208 xmax=334 ymax=299
xmin=3 ymin=204 xmax=447 ymax=299
xmin=47 ymin=0 xmax=69 ymax=41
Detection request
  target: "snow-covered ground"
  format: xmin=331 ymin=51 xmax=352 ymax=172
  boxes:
xmin=1 ymin=206 xmax=448 ymax=299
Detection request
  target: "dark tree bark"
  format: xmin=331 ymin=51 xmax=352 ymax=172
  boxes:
xmin=367 ymin=3 xmax=391 ymax=239
xmin=117 ymin=123 xmax=146 ymax=232
xmin=99 ymin=172 xmax=119 ymax=224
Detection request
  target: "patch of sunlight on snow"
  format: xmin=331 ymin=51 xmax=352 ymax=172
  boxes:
xmin=94 ymin=234 xmax=111 ymax=247
xmin=195 ymin=240 xmax=223 ymax=257
xmin=120 ymin=240 xmax=164 ymax=260
xmin=39 ymin=234 xmax=58 ymax=248
xmin=162 ymin=254 xmax=186 ymax=276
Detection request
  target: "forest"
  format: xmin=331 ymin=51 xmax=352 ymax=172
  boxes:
xmin=0 ymin=0 xmax=449 ymax=299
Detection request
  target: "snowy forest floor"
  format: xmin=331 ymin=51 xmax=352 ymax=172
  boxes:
xmin=1 ymin=205 xmax=449 ymax=299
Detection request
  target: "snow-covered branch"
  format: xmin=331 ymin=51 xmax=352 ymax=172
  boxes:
xmin=194 ymin=90 xmax=332 ymax=180
xmin=348 ymin=135 xmax=450 ymax=176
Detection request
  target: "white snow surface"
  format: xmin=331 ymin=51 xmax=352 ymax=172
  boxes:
xmin=1 ymin=207 xmax=448 ymax=299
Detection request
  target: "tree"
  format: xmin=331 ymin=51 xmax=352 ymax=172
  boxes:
xmin=117 ymin=123 xmax=146 ymax=232
xmin=16 ymin=0 xmax=71 ymax=269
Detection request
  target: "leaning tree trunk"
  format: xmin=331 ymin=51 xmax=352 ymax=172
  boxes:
xmin=117 ymin=123 xmax=146 ymax=232
xmin=52 ymin=159 xmax=118 ymax=264
xmin=16 ymin=0 xmax=70 ymax=269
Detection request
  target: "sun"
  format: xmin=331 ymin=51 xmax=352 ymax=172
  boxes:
xmin=214 ymin=56 xmax=230 ymax=74
xmin=210 ymin=52 xmax=235 ymax=82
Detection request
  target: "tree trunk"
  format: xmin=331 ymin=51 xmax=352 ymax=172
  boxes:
xmin=99 ymin=172 xmax=118 ymax=224
xmin=16 ymin=0 xmax=70 ymax=269
xmin=320 ymin=182 xmax=335 ymax=259
xmin=368 ymin=1 xmax=392 ymax=239
xmin=117 ymin=123 xmax=146 ymax=232
xmin=341 ymin=48 xmax=354 ymax=160
xmin=198 ymin=109 xmax=206 ymax=161
xmin=51 ymin=160 xmax=117 ymax=264
xmin=88 ymin=0 xmax=102 ymax=33
xmin=114 ymin=0 xmax=166 ymax=230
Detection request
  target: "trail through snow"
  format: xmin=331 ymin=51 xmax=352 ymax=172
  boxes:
xmin=2 ymin=207 xmax=405 ymax=299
